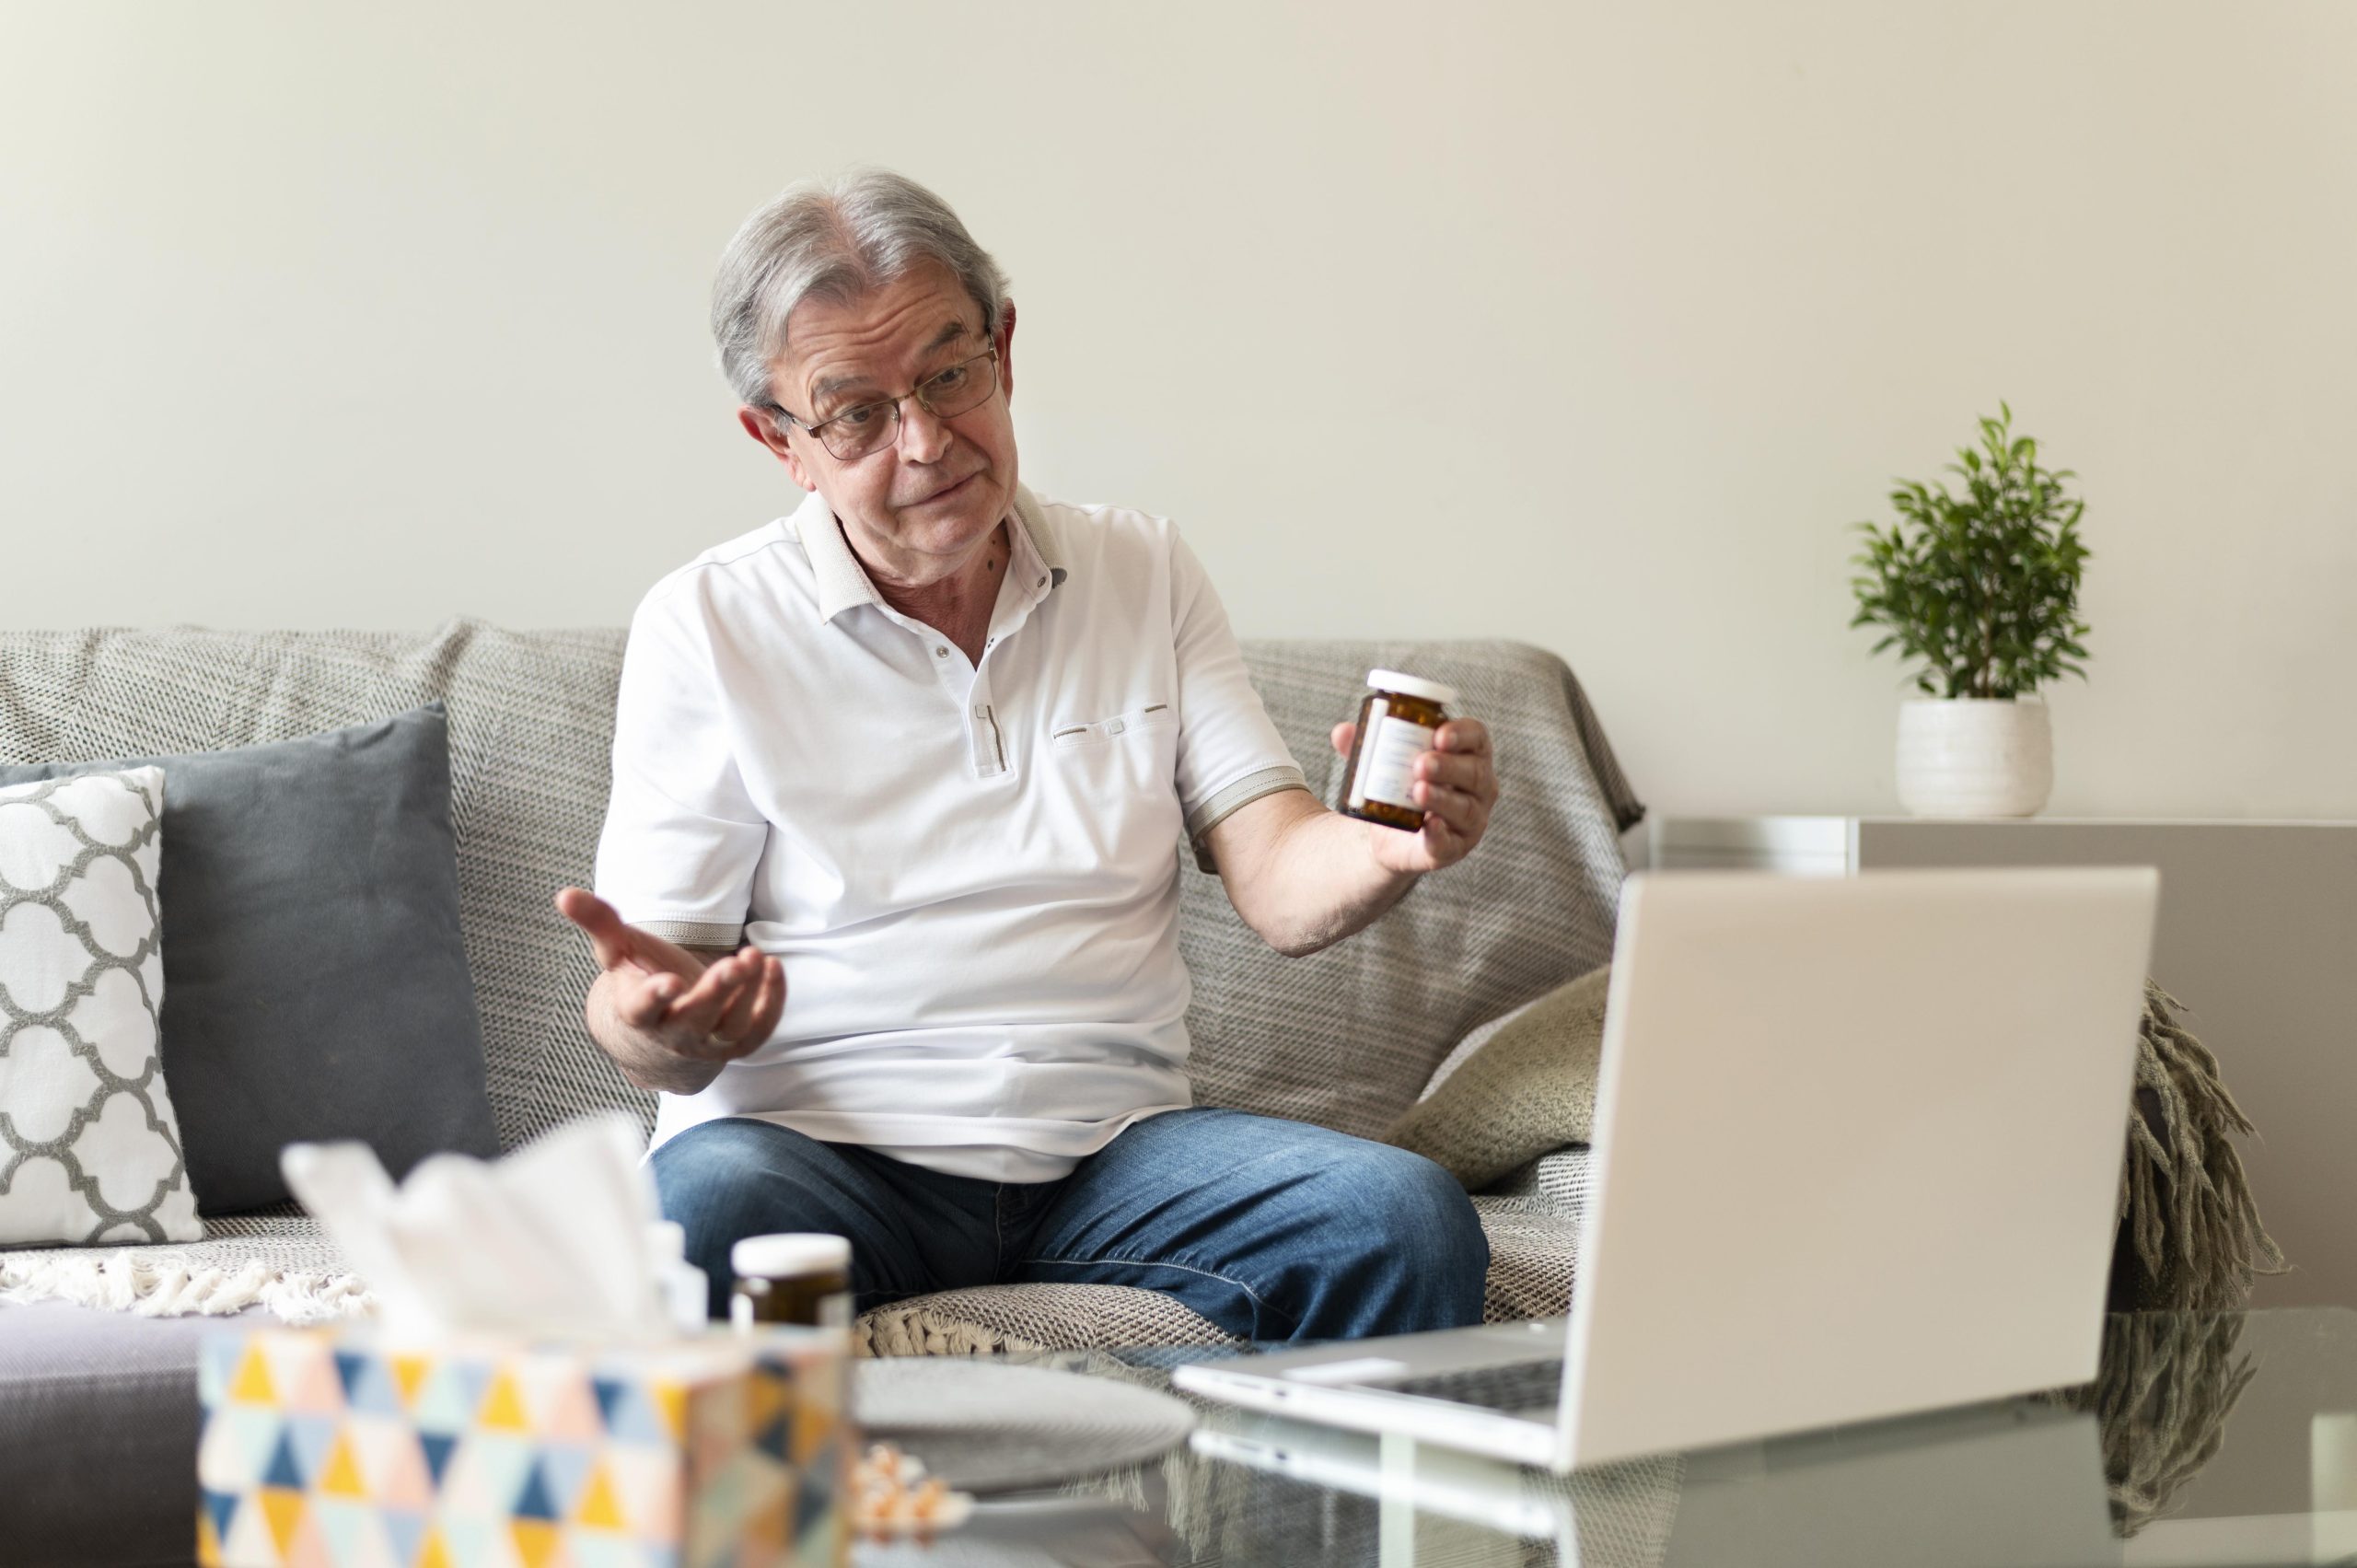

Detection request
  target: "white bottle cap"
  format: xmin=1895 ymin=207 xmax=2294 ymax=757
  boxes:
xmin=1366 ymin=668 xmax=1457 ymax=706
xmin=649 ymin=1219 xmax=686 ymax=1263
xmin=731 ymin=1232 xmax=853 ymax=1281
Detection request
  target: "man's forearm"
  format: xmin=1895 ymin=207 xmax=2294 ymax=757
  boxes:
xmin=586 ymin=970 xmax=726 ymax=1097
xmin=1248 ymin=803 xmax=1422 ymax=958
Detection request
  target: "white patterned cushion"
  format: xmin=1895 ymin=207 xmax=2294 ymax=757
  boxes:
xmin=0 ymin=767 xmax=202 ymax=1245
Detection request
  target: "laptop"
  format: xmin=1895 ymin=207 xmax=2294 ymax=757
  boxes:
xmin=1174 ymin=867 xmax=2160 ymax=1472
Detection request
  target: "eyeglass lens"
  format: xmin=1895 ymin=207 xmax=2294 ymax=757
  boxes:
xmin=814 ymin=354 xmax=997 ymax=461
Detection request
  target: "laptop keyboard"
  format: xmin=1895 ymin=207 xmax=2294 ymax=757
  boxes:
xmin=1372 ymin=1359 xmax=1564 ymax=1415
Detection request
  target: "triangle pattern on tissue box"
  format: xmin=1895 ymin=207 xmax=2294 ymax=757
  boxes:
xmin=413 ymin=1360 xmax=487 ymax=1435
xmin=419 ymin=1432 xmax=461 ymax=1491
xmin=539 ymin=1443 xmax=598 ymax=1519
xmin=379 ymin=1509 xmax=427 ymax=1568
xmin=196 ymin=1329 xmax=849 ymax=1568
xmin=477 ymin=1372 xmax=531 ymax=1434
xmin=230 ymin=1342 xmax=278 ymax=1406
xmin=347 ymin=1419 xmax=433 ymax=1510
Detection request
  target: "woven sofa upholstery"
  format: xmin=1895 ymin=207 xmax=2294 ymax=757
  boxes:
xmin=0 ymin=619 xmax=1641 ymax=1351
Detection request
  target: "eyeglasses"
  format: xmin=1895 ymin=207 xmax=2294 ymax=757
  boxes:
xmin=772 ymin=345 xmax=1001 ymax=462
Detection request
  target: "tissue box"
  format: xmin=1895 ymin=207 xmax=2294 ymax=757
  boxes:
xmin=195 ymin=1326 xmax=848 ymax=1568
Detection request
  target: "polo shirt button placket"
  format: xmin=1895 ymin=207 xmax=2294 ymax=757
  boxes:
xmin=935 ymin=628 xmax=996 ymax=777
xmin=970 ymin=700 xmax=1005 ymax=775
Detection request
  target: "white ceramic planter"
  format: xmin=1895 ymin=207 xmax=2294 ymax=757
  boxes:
xmin=1895 ymin=697 xmax=2053 ymax=818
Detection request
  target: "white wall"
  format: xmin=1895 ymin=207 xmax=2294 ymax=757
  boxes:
xmin=5 ymin=2 xmax=2351 ymax=823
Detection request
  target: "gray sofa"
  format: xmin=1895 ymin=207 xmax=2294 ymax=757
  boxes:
xmin=0 ymin=621 xmax=1642 ymax=1564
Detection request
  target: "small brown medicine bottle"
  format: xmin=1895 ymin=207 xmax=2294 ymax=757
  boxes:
xmin=1337 ymin=669 xmax=1457 ymax=831
xmin=730 ymin=1233 xmax=853 ymax=1330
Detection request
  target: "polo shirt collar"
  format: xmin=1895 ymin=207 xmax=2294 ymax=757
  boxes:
xmin=795 ymin=483 xmax=1066 ymax=625
xmin=1011 ymin=485 xmax=1068 ymax=587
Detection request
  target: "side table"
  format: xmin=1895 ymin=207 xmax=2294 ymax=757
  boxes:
xmin=1645 ymin=815 xmax=2357 ymax=1313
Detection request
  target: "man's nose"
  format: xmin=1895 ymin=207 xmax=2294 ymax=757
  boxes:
xmin=895 ymin=399 xmax=953 ymax=463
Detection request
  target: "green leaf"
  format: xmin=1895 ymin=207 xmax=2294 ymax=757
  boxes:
xmin=1842 ymin=403 xmax=2089 ymax=684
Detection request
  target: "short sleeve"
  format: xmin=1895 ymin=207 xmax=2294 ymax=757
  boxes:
xmin=592 ymin=585 xmax=771 ymax=947
xmin=1168 ymin=527 xmax=1308 ymax=872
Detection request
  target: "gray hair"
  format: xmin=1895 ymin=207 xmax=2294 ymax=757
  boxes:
xmin=710 ymin=168 xmax=1010 ymax=412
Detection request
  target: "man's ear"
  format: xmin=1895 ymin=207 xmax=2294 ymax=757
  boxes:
xmin=737 ymin=404 xmax=816 ymax=493
xmin=996 ymin=299 xmax=1016 ymax=408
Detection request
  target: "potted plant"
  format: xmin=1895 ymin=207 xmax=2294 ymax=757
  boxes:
xmin=1849 ymin=403 xmax=2091 ymax=817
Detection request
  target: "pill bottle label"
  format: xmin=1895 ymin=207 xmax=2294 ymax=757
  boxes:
xmin=1352 ymin=704 xmax=1435 ymax=812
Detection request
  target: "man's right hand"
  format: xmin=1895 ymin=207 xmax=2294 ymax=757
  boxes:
xmin=555 ymin=888 xmax=785 ymax=1091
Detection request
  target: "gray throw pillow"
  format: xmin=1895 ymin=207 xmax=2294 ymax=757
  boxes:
xmin=0 ymin=703 xmax=497 ymax=1212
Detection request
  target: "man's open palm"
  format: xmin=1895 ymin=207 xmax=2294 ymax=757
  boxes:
xmin=554 ymin=888 xmax=784 ymax=1063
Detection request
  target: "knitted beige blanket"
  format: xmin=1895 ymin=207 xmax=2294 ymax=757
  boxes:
xmin=1387 ymin=968 xmax=2284 ymax=1311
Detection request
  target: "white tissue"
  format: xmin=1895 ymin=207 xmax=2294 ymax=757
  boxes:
xmin=280 ymin=1112 xmax=674 ymax=1343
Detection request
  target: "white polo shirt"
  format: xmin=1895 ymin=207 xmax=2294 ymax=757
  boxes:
xmin=593 ymin=484 xmax=1307 ymax=1181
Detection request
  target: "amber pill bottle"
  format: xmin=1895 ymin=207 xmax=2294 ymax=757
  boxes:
xmin=730 ymin=1233 xmax=853 ymax=1330
xmin=1337 ymin=668 xmax=1457 ymax=831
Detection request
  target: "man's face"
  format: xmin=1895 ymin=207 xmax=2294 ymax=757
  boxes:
xmin=741 ymin=262 xmax=1018 ymax=587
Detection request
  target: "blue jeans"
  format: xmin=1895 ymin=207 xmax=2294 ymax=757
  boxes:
xmin=651 ymin=1107 xmax=1489 ymax=1342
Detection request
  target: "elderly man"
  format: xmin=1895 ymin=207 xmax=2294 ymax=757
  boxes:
xmin=555 ymin=169 xmax=1501 ymax=1339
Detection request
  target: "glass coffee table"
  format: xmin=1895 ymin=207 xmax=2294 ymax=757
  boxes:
xmin=856 ymin=1307 xmax=2357 ymax=1566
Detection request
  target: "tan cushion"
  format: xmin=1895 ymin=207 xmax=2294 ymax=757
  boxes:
xmin=1385 ymin=964 xmax=1612 ymax=1190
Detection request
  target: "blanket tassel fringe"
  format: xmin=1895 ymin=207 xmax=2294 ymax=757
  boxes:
xmin=0 ymin=1251 xmax=376 ymax=1325
xmin=2116 ymin=981 xmax=2288 ymax=1311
